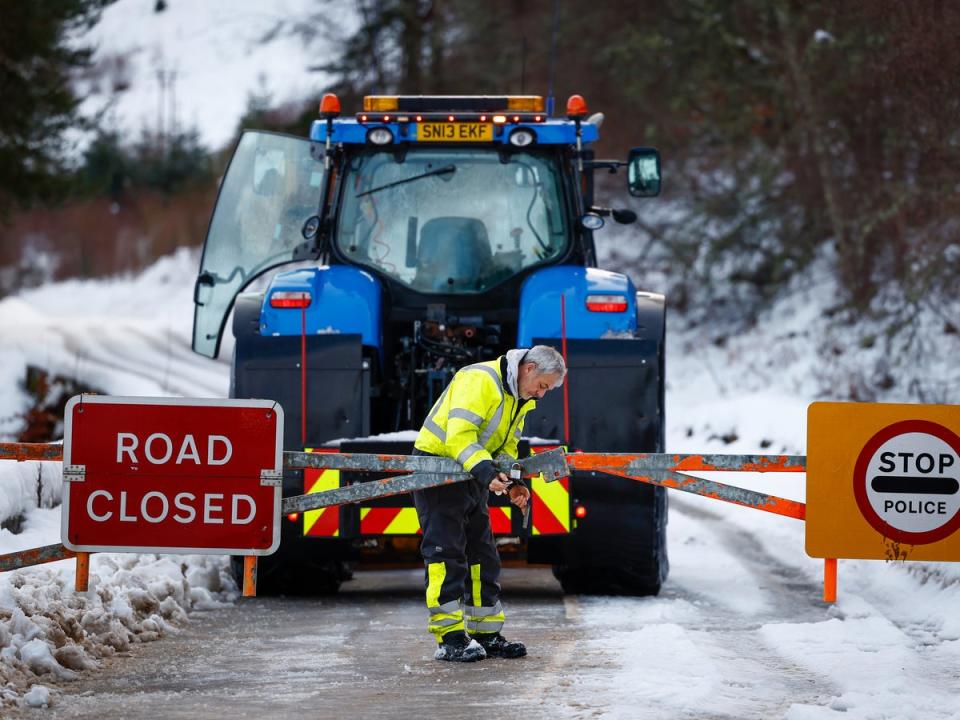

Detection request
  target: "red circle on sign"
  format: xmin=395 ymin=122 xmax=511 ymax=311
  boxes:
xmin=853 ymin=420 xmax=960 ymax=545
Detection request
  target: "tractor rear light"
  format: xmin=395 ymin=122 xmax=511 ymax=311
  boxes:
xmin=585 ymin=294 xmax=628 ymax=312
xmin=287 ymin=512 xmax=300 ymax=523
xmin=574 ymin=505 xmax=587 ymax=519
xmin=359 ymin=114 xmax=368 ymax=122
xmin=492 ymin=115 xmax=507 ymax=124
xmin=269 ymin=291 xmax=312 ymax=309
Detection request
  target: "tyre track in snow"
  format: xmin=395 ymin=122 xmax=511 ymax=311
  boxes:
xmin=538 ymin=495 xmax=840 ymax=720
xmin=663 ymin=496 xmax=840 ymax=717
xmin=123 ymin=325 xmax=231 ymax=393
xmin=42 ymin=324 xmax=227 ymax=397
xmin=668 ymin=496 xmax=960 ymax=719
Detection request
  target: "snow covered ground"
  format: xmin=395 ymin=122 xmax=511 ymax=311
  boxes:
xmin=1 ymin=248 xmax=958 ymax=716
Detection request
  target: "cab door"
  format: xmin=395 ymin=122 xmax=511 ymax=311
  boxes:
xmin=192 ymin=131 xmax=323 ymax=358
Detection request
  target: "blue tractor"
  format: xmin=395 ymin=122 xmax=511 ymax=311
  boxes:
xmin=192 ymin=94 xmax=666 ymax=594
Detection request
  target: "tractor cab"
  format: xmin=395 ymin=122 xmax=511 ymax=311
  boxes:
xmin=193 ymin=94 xmax=660 ymax=360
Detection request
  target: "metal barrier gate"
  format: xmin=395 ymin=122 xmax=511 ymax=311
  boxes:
xmin=1 ymin=443 xmax=832 ymax=600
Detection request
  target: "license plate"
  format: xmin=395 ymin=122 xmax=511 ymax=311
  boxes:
xmin=418 ymin=122 xmax=493 ymax=142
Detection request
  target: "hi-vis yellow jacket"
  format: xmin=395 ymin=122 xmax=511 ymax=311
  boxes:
xmin=414 ymin=357 xmax=535 ymax=477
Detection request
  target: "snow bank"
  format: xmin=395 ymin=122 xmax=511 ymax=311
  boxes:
xmin=0 ymin=510 xmax=236 ymax=710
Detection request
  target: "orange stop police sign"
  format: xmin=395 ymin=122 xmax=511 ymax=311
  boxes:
xmin=807 ymin=402 xmax=960 ymax=561
xmin=62 ymin=396 xmax=283 ymax=555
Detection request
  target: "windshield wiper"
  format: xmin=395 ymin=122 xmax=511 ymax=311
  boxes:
xmin=356 ymin=164 xmax=456 ymax=198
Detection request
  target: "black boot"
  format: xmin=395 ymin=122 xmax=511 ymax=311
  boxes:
xmin=472 ymin=632 xmax=527 ymax=658
xmin=435 ymin=631 xmax=486 ymax=662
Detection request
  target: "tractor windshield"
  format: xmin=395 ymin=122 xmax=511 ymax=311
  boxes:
xmin=337 ymin=148 xmax=568 ymax=293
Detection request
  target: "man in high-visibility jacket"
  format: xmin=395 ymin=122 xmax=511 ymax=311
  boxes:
xmin=413 ymin=345 xmax=566 ymax=662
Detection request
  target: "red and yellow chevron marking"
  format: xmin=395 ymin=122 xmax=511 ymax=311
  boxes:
xmin=530 ymin=445 xmax=570 ymax=535
xmin=490 ymin=506 xmax=512 ymax=534
xmin=360 ymin=507 xmax=422 ymax=535
xmin=358 ymin=505 xmax=514 ymax=536
xmin=303 ymin=448 xmax=340 ymax=537
xmin=531 ymin=476 xmax=570 ymax=534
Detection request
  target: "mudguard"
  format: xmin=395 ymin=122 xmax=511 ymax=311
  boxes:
xmin=260 ymin=266 xmax=382 ymax=351
xmin=517 ymin=266 xmax=638 ymax=345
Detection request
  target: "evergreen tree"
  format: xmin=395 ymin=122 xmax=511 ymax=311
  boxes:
xmin=0 ymin=0 xmax=113 ymax=217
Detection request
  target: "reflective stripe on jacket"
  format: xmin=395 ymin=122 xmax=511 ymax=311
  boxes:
xmin=414 ymin=357 xmax=534 ymax=471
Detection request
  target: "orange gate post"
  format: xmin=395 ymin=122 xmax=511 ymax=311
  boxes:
xmin=243 ymin=556 xmax=258 ymax=597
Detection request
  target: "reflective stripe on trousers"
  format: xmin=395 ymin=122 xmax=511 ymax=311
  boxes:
xmin=465 ymin=598 xmax=505 ymax=635
xmin=426 ymin=565 xmax=465 ymax=639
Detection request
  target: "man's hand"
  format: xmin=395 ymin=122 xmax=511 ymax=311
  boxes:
xmin=489 ymin=472 xmax=510 ymax=495
xmin=508 ymin=484 xmax=531 ymax=510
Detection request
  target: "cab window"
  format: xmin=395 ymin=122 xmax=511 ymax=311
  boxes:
xmin=336 ymin=148 xmax=567 ymax=293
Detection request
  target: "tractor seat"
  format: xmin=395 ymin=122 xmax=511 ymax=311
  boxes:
xmin=413 ymin=217 xmax=493 ymax=291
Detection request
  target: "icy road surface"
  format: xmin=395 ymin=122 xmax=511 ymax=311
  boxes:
xmin=10 ymin=496 xmax=959 ymax=720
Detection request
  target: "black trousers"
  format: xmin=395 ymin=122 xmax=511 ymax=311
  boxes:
xmin=412 ymin=452 xmax=504 ymax=640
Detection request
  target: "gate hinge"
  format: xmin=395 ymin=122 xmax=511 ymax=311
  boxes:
xmin=260 ymin=469 xmax=283 ymax=487
xmin=63 ymin=465 xmax=86 ymax=482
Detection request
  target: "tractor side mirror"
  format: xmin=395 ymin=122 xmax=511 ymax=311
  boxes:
xmin=626 ymin=147 xmax=661 ymax=198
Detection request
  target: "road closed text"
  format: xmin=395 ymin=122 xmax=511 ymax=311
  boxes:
xmin=116 ymin=432 xmax=233 ymax=466
xmin=86 ymin=490 xmax=257 ymax=525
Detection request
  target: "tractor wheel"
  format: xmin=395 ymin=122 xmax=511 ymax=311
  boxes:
xmin=552 ymin=484 xmax=668 ymax=596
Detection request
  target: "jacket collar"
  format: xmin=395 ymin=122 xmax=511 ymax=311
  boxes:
xmin=503 ymin=348 xmax=529 ymax=399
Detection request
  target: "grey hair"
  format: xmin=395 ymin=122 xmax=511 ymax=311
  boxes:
xmin=523 ymin=345 xmax=567 ymax=384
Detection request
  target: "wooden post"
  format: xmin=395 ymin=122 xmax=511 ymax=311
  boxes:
xmin=242 ymin=555 xmax=257 ymax=597
xmin=823 ymin=557 xmax=837 ymax=603
xmin=75 ymin=552 xmax=90 ymax=592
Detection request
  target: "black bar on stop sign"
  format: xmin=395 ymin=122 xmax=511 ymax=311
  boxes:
xmin=871 ymin=475 xmax=960 ymax=495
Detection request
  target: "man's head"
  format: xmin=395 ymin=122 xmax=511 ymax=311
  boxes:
xmin=517 ymin=345 xmax=567 ymax=400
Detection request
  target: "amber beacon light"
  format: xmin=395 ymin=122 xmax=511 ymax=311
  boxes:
xmin=566 ymin=94 xmax=588 ymax=119
xmin=319 ymin=93 xmax=341 ymax=118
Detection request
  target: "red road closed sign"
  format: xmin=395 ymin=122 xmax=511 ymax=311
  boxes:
xmin=62 ymin=396 xmax=283 ymax=555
